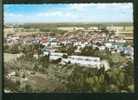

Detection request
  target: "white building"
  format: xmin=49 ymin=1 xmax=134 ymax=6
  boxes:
xmin=105 ymin=43 xmax=112 ymax=49
xmin=58 ymin=27 xmax=84 ymax=31
xmin=49 ymin=52 xmax=67 ymax=60
xmin=106 ymin=26 xmax=124 ymax=32
xmin=41 ymin=42 xmax=49 ymax=46
xmin=62 ymin=55 xmax=101 ymax=69
xmin=43 ymin=51 xmax=110 ymax=70
xmin=88 ymin=26 xmax=98 ymax=30
xmin=99 ymin=46 xmax=106 ymax=51
xmin=50 ymin=42 xmax=58 ymax=47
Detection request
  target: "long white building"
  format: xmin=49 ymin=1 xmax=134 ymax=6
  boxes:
xmin=62 ymin=55 xmax=101 ymax=69
xmin=43 ymin=51 xmax=110 ymax=70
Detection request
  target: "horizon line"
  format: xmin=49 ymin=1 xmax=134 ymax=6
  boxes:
xmin=5 ymin=21 xmax=133 ymax=24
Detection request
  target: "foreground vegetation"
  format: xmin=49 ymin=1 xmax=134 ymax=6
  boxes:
xmin=4 ymin=44 xmax=134 ymax=93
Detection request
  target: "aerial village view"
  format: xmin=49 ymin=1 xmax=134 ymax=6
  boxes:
xmin=4 ymin=3 xmax=134 ymax=93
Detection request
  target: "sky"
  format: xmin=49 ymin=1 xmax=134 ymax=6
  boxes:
xmin=4 ymin=3 xmax=133 ymax=23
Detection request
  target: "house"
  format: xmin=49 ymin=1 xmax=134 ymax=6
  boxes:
xmin=40 ymin=36 xmax=49 ymax=46
xmin=7 ymin=71 xmax=16 ymax=78
xmin=88 ymin=26 xmax=98 ymax=30
xmin=43 ymin=51 xmax=49 ymax=55
xmin=100 ymin=60 xmax=110 ymax=71
xmin=123 ymin=46 xmax=134 ymax=56
xmin=50 ymin=41 xmax=58 ymax=47
xmin=105 ymin=43 xmax=112 ymax=49
xmin=7 ymin=39 xmax=20 ymax=45
xmin=98 ymin=46 xmax=106 ymax=51
xmin=74 ymin=46 xmax=81 ymax=53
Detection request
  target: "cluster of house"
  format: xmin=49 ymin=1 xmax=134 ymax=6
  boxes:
xmin=4 ymin=25 xmax=134 ymax=70
xmin=44 ymin=31 xmax=133 ymax=58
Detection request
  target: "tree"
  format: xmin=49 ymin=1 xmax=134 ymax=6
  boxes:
xmin=24 ymin=84 xmax=33 ymax=92
xmin=7 ymin=44 xmax=20 ymax=54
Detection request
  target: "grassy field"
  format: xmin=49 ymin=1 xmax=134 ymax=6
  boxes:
xmin=4 ymin=53 xmax=22 ymax=62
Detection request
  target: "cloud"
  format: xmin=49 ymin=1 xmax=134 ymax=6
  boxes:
xmin=37 ymin=11 xmax=77 ymax=18
xmin=4 ymin=13 xmax=23 ymax=17
xmin=95 ymin=3 xmax=132 ymax=10
xmin=68 ymin=3 xmax=132 ymax=15
xmin=37 ymin=11 xmax=63 ymax=16
xmin=69 ymin=4 xmax=93 ymax=11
